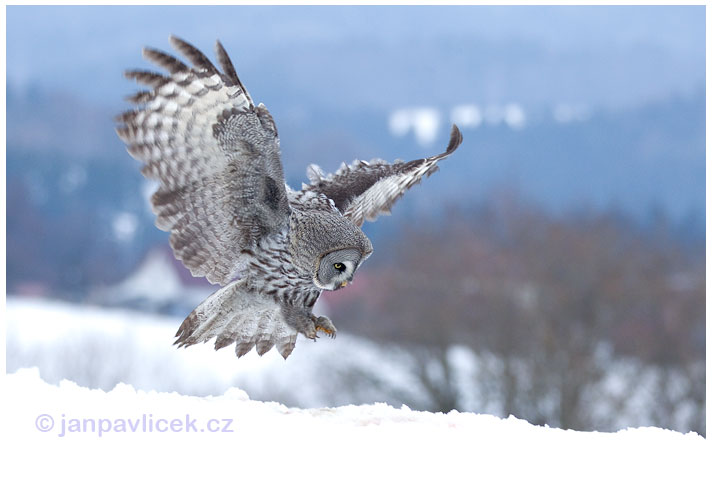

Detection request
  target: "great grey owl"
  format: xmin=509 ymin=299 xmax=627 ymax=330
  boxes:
xmin=116 ymin=36 xmax=463 ymax=359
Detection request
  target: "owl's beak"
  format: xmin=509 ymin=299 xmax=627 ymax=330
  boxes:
xmin=340 ymin=281 xmax=348 ymax=289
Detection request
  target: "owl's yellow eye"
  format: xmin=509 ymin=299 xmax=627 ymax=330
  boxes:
xmin=334 ymin=263 xmax=344 ymax=270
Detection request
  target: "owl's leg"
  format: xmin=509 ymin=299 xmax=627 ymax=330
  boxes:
xmin=282 ymin=305 xmax=337 ymax=340
xmin=286 ymin=311 xmax=317 ymax=339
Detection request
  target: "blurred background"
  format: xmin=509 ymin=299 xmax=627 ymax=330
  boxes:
xmin=6 ymin=5 xmax=705 ymax=435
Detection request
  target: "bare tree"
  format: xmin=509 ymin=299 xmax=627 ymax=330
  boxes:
xmin=330 ymin=195 xmax=705 ymax=434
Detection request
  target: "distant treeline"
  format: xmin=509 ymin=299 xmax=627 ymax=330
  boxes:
xmin=325 ymin=195 xmax=705 ymax=435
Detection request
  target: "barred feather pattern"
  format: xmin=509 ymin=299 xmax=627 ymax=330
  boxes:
xmin=305 ymin=124 xmax=463 ymax=226
xmin=173 ymin=279 xmax=299 ymax=359
xmin=243 ymin=231 xmax=321 ymax=308
xmin=238 ymin=188 xmax=336 ymax=308
xmin=172 ymin=232 xmax=318 ymax=359
xmin=118 ymin=37 xmax=464 ymax=360
xmin=172 ymin=189 xmax=328 ymax=359
xmin=115 ymin=35 xmax=290 ymax=285
xmin=171 ymin=231 xmax=319 ymax=359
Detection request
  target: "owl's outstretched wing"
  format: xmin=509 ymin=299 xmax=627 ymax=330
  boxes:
xmin=116 ymin=36 xmax=290 ymax=285
xmin=304 ymin=125 xmax=463 ymax=227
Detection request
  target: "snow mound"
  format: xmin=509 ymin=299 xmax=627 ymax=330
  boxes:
xmin=3 ymin=368 xmax=706 ymax=476
xmin=6 ymin=297 xmax=418 ymax=406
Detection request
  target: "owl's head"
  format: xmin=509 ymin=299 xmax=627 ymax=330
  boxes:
xmin=314 ymin=248 xmax=364 ymax=290
xmin=288 ymin=207 xmax=373 ymax=290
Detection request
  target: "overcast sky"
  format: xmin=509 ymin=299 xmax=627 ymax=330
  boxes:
xmin=7 ymin=5 xmax=704 ymax=111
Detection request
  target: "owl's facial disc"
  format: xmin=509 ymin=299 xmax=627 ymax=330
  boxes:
xmin=315 ymin=248 xmax=362 ymax=291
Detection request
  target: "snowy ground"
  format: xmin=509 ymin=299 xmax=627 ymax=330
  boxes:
xmin=6 ymin=297 xmax=423 ymax=407
xmin=5 ymin=297 xmax=709 ymax=475
xmin=3 ymin=367 xmax=706 ymax=476
xmin=6 ymin=297 xmax=705 ymax=433
xmin=4 ymin=298 xmax=708 ymax=474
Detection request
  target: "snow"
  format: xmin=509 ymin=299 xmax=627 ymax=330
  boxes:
xmin=111 ymin=211 xmax=138 ymax=242
xmin=503 ymin=102 xmax=527 ymax=129
xmin=450 ymin=103 xmax=483 ymax=128
xmin=91 ymin=249 xmax=217 ymax=312
xmin=388 ymin=107 xmax=442 ymax=146
xmin=6 ymin=297 xmax=705 ymax=433
xmin=101 ymin=248 xmax=186 ymax=304
xmin=4 ymin=298 xmax=708 ymax=475
xmin=391 ymin=104 xmax=527 ymax=143
xmin=3 ymin=367 xmax=706 ymax=476
xmin=6 ymin=297 xmax=418 ymax=405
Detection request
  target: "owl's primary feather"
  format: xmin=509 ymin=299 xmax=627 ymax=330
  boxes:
xmin=305 ymin=125 xmax=463 ymax=227
xmin=116 ymin=37 xmax=463 ymax=359
xmin=116 ymin=35 xmax=289 ymax=286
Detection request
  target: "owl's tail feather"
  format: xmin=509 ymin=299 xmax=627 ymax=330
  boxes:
xmin=174 ymin=279 xmax=298 ymax=359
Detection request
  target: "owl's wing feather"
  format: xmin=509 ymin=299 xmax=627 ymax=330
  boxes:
xmin=304 ymin=125 xmax=463 ymax=227
xmin=116 ymin=36 xmax=290 ymax=285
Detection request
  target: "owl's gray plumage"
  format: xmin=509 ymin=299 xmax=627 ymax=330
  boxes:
xmin=116 ymin=36 xmax=463 ymax=359
xmin=305 ymin=127 xmax=463 ymax=226
xmin=117 ymin=37 xmax=289 ymax=286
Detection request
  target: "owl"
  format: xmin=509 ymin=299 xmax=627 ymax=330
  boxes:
xmin=116 ymin=36 xmax=463 ymax=359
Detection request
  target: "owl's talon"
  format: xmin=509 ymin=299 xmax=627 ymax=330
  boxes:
xmin=315 ymin=325 xmax=336 ymax=338
xmin=314 ymin=316 xmax=337 ymax=338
